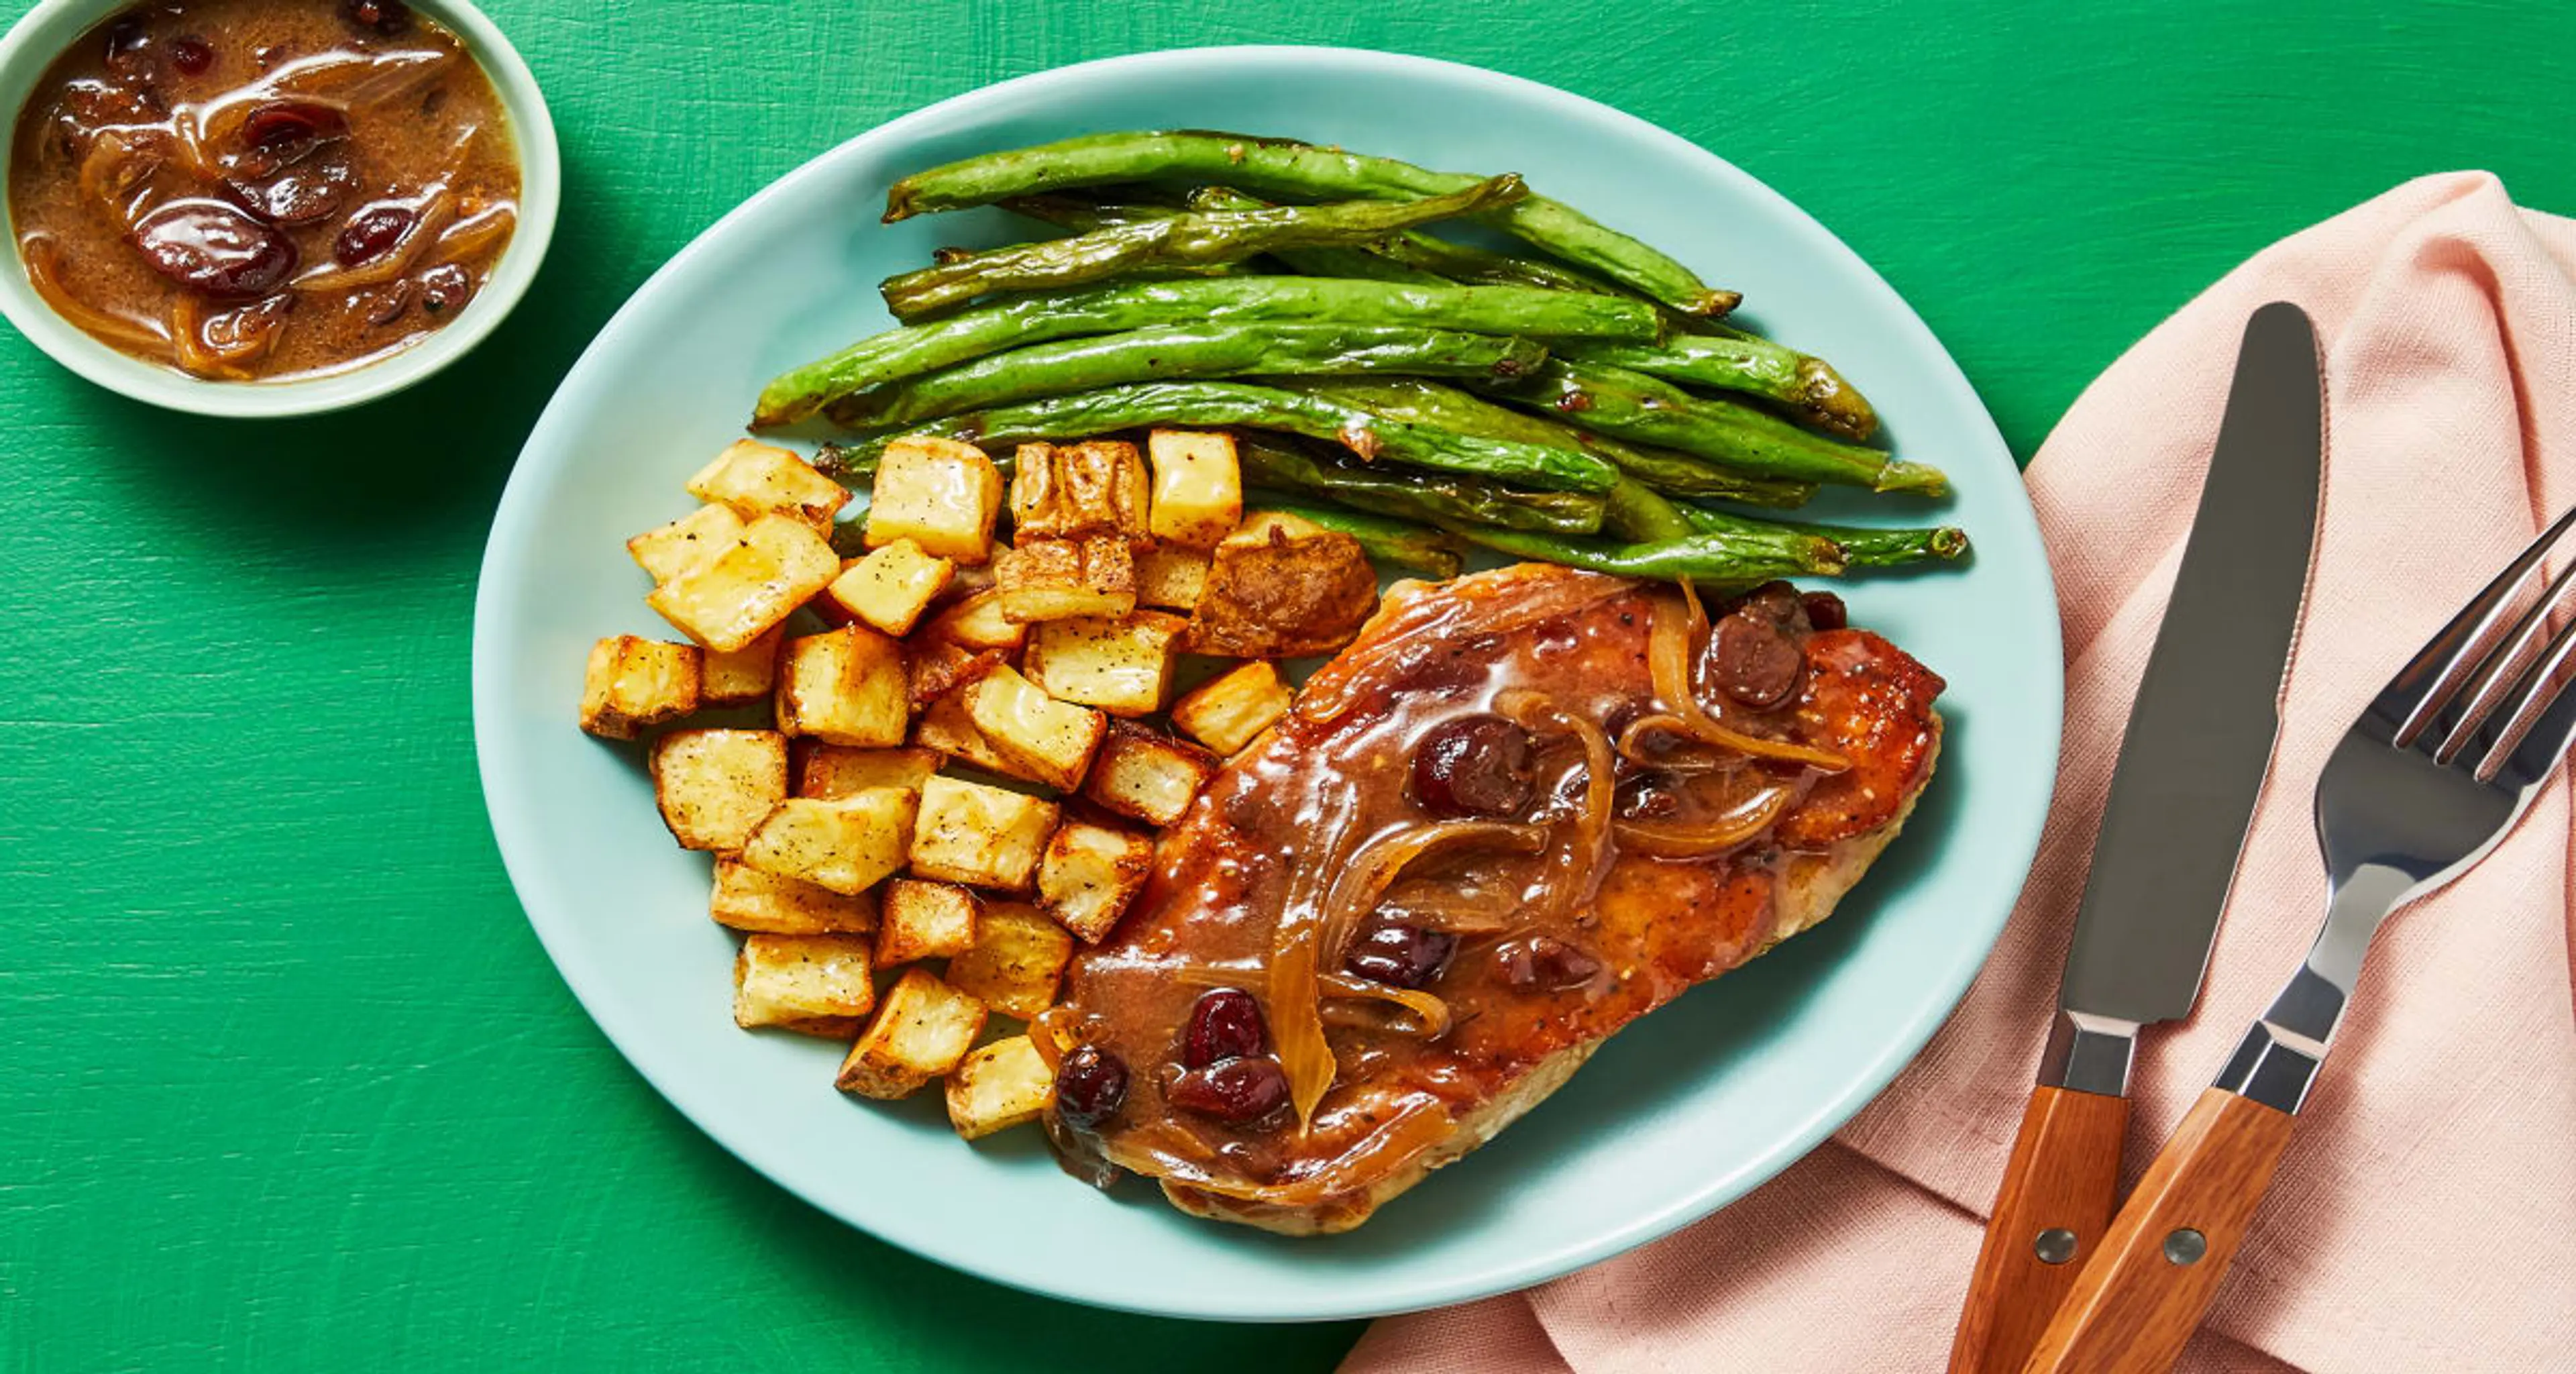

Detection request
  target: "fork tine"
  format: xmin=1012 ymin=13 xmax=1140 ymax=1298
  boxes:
xmin=2475 ymin=613 xmax=2576 ymax=785
xmin=2434 ymin=556 xmax=2576 ymax=761
xmin=2391 ymin=505 xmax=2576 ymax=747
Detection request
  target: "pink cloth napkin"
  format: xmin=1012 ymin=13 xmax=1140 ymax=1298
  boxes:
xmin=1346 ymin=172 xmax=2576 ymax=1374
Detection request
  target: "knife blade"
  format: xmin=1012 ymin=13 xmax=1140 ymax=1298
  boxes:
xmin=1946 ymin=301 xmax=2323 ymax=1374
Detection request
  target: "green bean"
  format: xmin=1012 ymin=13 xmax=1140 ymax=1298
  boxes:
xmin=1236 ymin=437 xmax=1604 ymax=535
xmin=1565 ymin=334 xmax=1875 ymax=440
xmin=835 ymin=381 xmax=1619 ymax=493
xmin=1275 ymin=377 xmax=1816 ymax=508
xmin=882 ymin=129 xmax=1734 ymax=315
xmin=1471 ymin=360 xmax=1945 ymax=494
xmin=1599 ymin=479 xmax=1700 ymax=542
xmin=1248 ymin=498 xmax=1466 ymax=579
xmin=881 ymin=175 xmax=1527 ymax=319
xmin=825 ymin=323 xmax=1550 ymax=428
xmin=1442 ymin=524 xmax=1845 ymax=590
xmin=753 ymin=276 xmax=1656 ymax=427
xmin=1677 ymin=503 xmax=1971 ymax=567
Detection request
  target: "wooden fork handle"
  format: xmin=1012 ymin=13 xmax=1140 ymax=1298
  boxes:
xmin=2019 ymin=1087 xmax=2298 ymax=1374
xmin=1947 ymin=1086 xmax=2129 ymax=1373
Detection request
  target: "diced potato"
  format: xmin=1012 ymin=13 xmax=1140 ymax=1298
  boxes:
xmin=820 ymin=538 xmax=954 ymax=637
xmin=1185 ymin=512 xmax=1379 ymax=658
xmin=701 ymin=627 xmax=782 ymax=706
xmin=945 ymin=1035 xmax=1055 ymax=1140
xmin=918 ymin=588 xmax=1028 ymax=654
xmin=1035 ymin=820 xmax=1156 ymax=943
xmin=877 ymin=878 xmax=981 ymax=965
xmin=741 ymin=789 xmax=918 ymax=896
xmin=710 ymin=855 xmax=876 ymax=934
xmin=962 ymin=666 xmax=1106 ymax=791
xmin=906 ymin=640 xmax=1007 ymax=710
xmin=1171 ymin=661 xmax=1292 ymax=756
xmin=776 ymin=625 xmax=910 ymax=747
xmin=733 ymin=932 xmax=875 ymax=1036
xmin=796 ymin=743 xmax=937 ymax=800
xmin=944 ymin=902 xmax=1074 ymax=1020
xmin=627 ymin=503 xmax=745 ymax=584
xmin=686 ymin=439 xmax=851 ymax=531
xmin=865 ymin=435 xmax=1004 ymax=564
xmin=1022 ymin=611 xmax=1187 ymax=717
xmin=578 ymin=635 xmax=702 ymax=739
xmin=1081 ymin=721 xmax=1221 ymax=827
xmin=837 ymin=968 xmax=987 ymax=1099
xmin=909 ymin=775 xmax=1059 ymax=892
xmin=647 ymin=514 xmax=839 ymax=653
xmin=1135 ymin=545 xmax=1210 ymax=611
xmin=994 ymin=537 xmax=1136 ymax=623
xmin=1010 ymin=440 xmax=1149 ymax=545
xmin=1146 ymin=429 xmax=1242 ymax=549
xmin=649 ymin=728 xmax=788 ymax=851
xmin=912 ymin=686 xmax=1026 ymax=778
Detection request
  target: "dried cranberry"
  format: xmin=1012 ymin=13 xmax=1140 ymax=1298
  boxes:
xmin=231 ymin=156 xmax=356 ymax=227
xmin=1801 ymin=592 xmax=1847 ymax=632
xmin=1709 ymin=612 xmax=1804 ymax=708
xmin=1614 ymin=772 xmax=1683 ymax=821
xmin=341 ymin=0 xmax=412 ymax=35
xmin=334 ymin=203 xmax=417 ymax=266
xmin=1498 ymin=935 xmax=1603 ymax=991
xmin=1167 ymin=1057 xmax=1289 ymax=1124
xmin=1053 ymin=1045 xmax=1128 ymax=1130
xmin=129 ymin=200 xmax=296 ymax=298
xmin=168 ymin=35 xmax=214 ymax=76
xmin=1411 ymin=714 xmax=1536 ymax=817
xmin=1181 ymin=988 xmax=1267 ymax=1069
xmin=238 ymin=100 xmax=348 ymax=164
xmin=1345 ymin=924 xmax=1458 ymax=990
xmin=417 ymin=264 xmax=473 ymax=315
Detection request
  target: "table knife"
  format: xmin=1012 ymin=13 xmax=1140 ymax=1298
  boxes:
xmin=1945 ymin=301 xmax=2324 ymax=1374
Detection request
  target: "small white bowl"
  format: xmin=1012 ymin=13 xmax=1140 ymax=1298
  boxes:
xmin=0 ymin=0 xmax=559 ymax=417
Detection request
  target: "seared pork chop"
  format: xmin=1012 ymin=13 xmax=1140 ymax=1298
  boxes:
xmin=1040 ymin=564 xmax=1945 ymax=1232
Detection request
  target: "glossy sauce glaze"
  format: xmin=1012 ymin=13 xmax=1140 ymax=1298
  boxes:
xmin=1042 ymin=566 xmax=1946 ymax=1223
xmin=7 ymin=0 xmax=518 ymax=380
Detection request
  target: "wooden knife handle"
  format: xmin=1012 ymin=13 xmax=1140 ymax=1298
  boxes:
xmin=1947 ymin=1085 xmax=2130 ymax=1373
xmin=2019 ymin=1087 xmax=2297 ymax=1374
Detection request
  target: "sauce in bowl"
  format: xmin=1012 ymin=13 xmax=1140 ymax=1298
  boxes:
xmin=6 ymin=0 xmax=519 ymax=380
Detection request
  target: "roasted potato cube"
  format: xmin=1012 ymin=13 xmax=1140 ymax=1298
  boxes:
xmin=918 ymin=588 xmax=1028 ymax=654
xmin=820 ymin=538 xmax=954 ymax=637
xmin=912 ymin=686 xmax=1027 ymax=778
xmin=945 ymin=1035 xmax=1054 ymax=1140
xmin=908 ymin=776 xmax=1059 ymax=891
xmin=733 ymin=932 xmax=875 ymax=1035
xmin=1022 ymin=611 xmax=1187 ymax=717
xmin=1011 ymin=440 xmax=1149 ymax=545
xmin=1185 ymin=511 xmax=1379 ymax=658
xmin=627 ymin=503 xmax=745 ymax=584
xmin=906 ymin=640 xmax=1008 ymax=710
xmin=877 ymin=878 xmax=981 ymax=965
xmin=710 ymin=855 xmax=876 ymax=934
xmin=963 ymin=666 xmax=1106 ymax=791
xmin=1171 ymin=662 xmax=1292 ymax=756
xmin=687 ymin=439 xmax=851 ymax=532
xmin=1035 ymin=820 xmax=1155 ymax=943
xmin=701 ymin=627 xmax=782 ymax=706
xmin=741 ymin=789 xmax=918 ymax=896
xmin=777 ymin=625 xmax=910 ymax=747
xmin=865 ymin=435 xmax=1004 ymax=564
xmin=647 ymin=514 xmax=839 ymax=653
xmin=649 ymin=728 xmax=788 ymax=851
xmin=1081 ymin=721 xmax=1220 ymax=827
xmin=578 ymin=635 xmax=702 ymax=739
xmin=796 ymin=743 xmax=937 ymax=800
xmin=1135 ymin=545 xmax=1210 ymax=611
xmin=837 ymin=969 xmax=987 ymax=1099
xmin=994 ymin=537 xmax=1136 ymax=624
xmin=1146 ymin=429 xmax=1242 ymax=549
xmin=944 ymin=902 xmax=1075 ymax=1020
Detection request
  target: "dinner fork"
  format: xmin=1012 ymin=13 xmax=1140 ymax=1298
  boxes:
xmin=2020 ymin=505 xmax=2576 ymax=1373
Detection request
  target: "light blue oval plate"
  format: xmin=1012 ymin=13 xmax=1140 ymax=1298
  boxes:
xmin=473 ymin=46 xmax=2061 ymax=1323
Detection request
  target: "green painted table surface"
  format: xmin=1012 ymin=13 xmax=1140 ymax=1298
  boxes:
xmin=5 ymin=1 xmax=2570 ymax=1368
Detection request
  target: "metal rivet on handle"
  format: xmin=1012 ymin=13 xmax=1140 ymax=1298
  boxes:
xmin=2033 ymin=1228 xmax=2078 ymax=1265
xmin=2163 ymin=1228 xmax=2208 ymax=1265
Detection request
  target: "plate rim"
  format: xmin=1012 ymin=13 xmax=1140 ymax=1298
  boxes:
xmin=473 ymin=42 xmax=2063 ymax=1322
